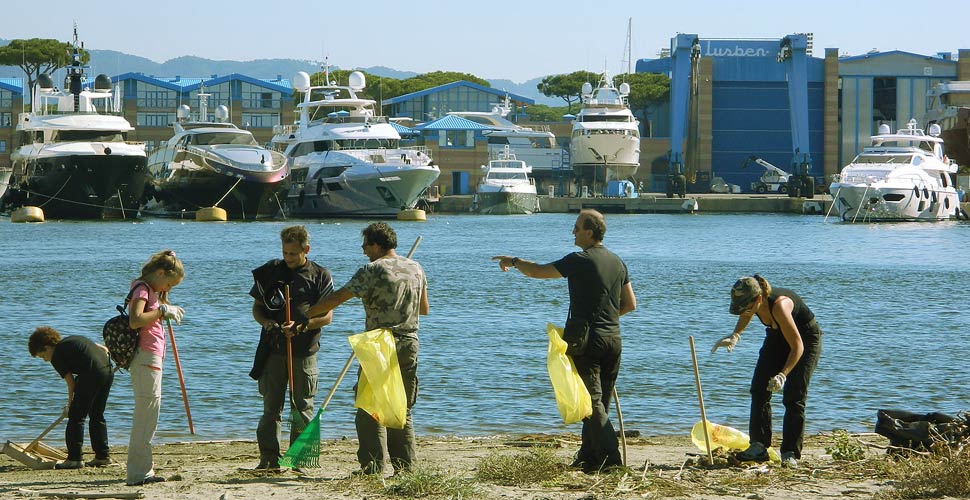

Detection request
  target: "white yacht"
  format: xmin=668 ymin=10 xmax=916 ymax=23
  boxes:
xmin=924 ymin=81 xmax=970 ymax=170
xmin=829 ymin=120 xmax=960 ymax=222
xmin=472 ymin=146 xmax=539 ymax=215
xmin=270 ymin=69 xmax=439 ymax=218
xmin=447 ymin=96 xmax=563 ymax=172
xmin=569 ymin=73 xmax=641 ymax=183
xmin=146 ymin=94 xmax=288 ymax=219
xmin=5 ymin=29 xmax=147 ymax=219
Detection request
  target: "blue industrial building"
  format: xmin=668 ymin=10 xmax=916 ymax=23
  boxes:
xmin=638 ymin=38 xmax=826 ymax=193
xmin=638 ymin=37 xmax=968 ymax=194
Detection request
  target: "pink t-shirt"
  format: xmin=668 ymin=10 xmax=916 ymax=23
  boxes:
xmin=131 ymin=281 xmax=166 ymax=358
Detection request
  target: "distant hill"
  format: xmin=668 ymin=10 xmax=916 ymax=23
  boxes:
xmin=0 ymin=40 xmax=559 ymax=105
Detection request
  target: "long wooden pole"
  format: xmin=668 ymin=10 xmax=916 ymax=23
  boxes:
xmin=612 ymin=386 xmax=627 ymax=466
xmin=166 ymin=319 xmax=195 ymax=434
xmin=25 ymin=414 xmax=66 ymax=452
xmin=406 ymin=235 xmax=422 ymax=259
xmin=688 ymin=336 xmax=713 ymax=465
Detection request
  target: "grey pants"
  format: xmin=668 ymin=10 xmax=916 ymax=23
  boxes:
xmin=257 ymin=352 xmax=318 ymax=463
xmin=355 ymin=336 xmax=418 ymax=473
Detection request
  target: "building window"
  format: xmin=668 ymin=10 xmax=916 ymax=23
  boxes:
xmin=439 ymin=130 xmax=472 ymax=148
xmin=136 ymin=112 xmax=176 ymax=127
xmin=138 ymin=90 xmax=177 ymax=109
xmin=0 ymin=140 xmax=6 ymax=152
xmin=0 ymin=112 xmax=11 ymax=127
xmin=872 ymin=77 xmax=897 ymax=134
xmin=241 ymin=112 xmax=280 ymax=128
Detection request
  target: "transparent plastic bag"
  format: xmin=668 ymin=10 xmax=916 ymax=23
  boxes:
xmin=547 ymin=323 xmax=592 ymax=424
xmin=348 ymin=328 xmax=407 ymax=429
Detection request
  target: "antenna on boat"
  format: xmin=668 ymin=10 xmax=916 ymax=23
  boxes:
xmin=198 ymin=84 xmax=210 ymax=122
xmin=624 ymin=18 xmax=633 ymax=79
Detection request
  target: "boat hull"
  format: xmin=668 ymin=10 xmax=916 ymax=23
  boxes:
xmin=151 ymin=172 xmax=285 ymax=219
xmin=569 ymin=134 xmax=640 ymax=179
xmin=474 ymin=190 xmax=538 ymax=215
xmin=285 ymin=165 xmax=440 ymax=218
xmin=829 ymin=182 xmax=960 ymax=222
xmin=4 ymin=155 xmax=148 ymax=219
xmin=0 ymin=168 xmax=11 ymax=202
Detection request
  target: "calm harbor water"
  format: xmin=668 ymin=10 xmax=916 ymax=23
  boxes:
xmin=0 ymin=213 xmax=968 ymax=447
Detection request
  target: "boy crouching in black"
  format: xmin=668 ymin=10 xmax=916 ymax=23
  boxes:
xmin=28 ymin=326 xmax=115 ymax=469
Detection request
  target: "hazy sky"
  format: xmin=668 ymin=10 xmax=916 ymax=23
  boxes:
xmin=3 ymin=0 xmax=967 ymax=82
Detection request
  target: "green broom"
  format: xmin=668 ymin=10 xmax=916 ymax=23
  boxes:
xmin=280 ymin=235 xmax=423 ymax=469
xmin=280 ymin=353 xmax=355 ymax=468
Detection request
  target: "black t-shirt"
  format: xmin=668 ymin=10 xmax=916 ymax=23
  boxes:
xmin=51 ymin=335 xmax=110 ymax=379
xmin=249 ymin=258 xmax=334 ymax=356
xmin=552 ymin=245 xmax=630 ymax=337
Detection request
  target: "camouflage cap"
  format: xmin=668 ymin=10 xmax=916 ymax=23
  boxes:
xmin=729 ymin=276 xmax=762 ymax=315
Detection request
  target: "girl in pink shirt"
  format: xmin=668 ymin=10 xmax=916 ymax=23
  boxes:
xmin=126 ymin=249 xmax=185 ymax=486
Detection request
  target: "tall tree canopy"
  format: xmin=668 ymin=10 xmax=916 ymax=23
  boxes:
xmin=614 ymin=72 xmax=671 ymax=134
xmin=536 ymin=71 xmax=600 ymax=114
xmin=0 ymin=38 xmax=90 ymax=96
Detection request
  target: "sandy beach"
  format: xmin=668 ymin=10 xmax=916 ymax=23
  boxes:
xmin=0 ymin=431 xmax=919 ymax=500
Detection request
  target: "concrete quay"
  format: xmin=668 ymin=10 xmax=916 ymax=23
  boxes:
xmin=433 ymin=193 xmax=836 ymax=215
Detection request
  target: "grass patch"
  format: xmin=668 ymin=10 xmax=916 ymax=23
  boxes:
xmin=475 ymin=447 xmax=565 ymax=485
xmin=386 ymin=465 xmax=477 ymax=499
xmin=875 ymin=444 xmax=970 ymax=499
xmin=825 ymin=429 xmax=867 ymax=461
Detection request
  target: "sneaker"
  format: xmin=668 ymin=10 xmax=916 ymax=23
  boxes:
xmin=781 ymin=451 xmax=798 ymax=468
xmin=735 ymin=442 xmax=770 ymax=463
xmin=127 ymin=475 xmax=166 ymax=486
xmin=54 ymin=460 xmax=84 ymax=470
xmin=85 ymin=457 xmax=114 ymax=467
xmin=568 ymin=451 xmax=589 ymax=470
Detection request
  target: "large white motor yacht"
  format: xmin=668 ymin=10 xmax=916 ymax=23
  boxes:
xmin=270 ymin=69 xmax=439 ymax=218
xmin=569 ymin=73 xmax=641 ymax=183
xmin=4 ymin=29 xmax=147 ymax=219
xmin=924 ymin=80 xmax=970 ymax=170
xmin=146 ymin=94 xmax=288 ymax=219
xmin=829 ymin=120 xmax=961 ymax=222
xmin=472 ymin=146 xmax=539 ymax=215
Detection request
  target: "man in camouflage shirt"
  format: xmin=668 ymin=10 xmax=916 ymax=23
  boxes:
xmin=307 ymin=222 xmax=428 ymax=475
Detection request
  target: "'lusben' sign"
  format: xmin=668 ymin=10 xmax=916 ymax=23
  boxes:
xmin=701 ymin=40 xmax=777 ymax=58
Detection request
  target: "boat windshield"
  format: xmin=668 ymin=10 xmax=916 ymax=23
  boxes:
xmin=942 ymin=93 xmax=970 ymax=106
xmin=53 ymin=130 xmax=125 ymax=142
xmin=191 ymin=132 xmax=257 ymax=146
xmin=852 ymin=154 xmax=914 ymax=164
xmin=487 ymin=171 xmax=528 ymax=181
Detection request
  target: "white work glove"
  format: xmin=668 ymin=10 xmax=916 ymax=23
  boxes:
xmin=711 ymin=332 xmax=740 ymax=353
xmin=159 ymin=304 xmax=185 ymax=325
xmin=768 ymin=372 xmax=786 ymax=392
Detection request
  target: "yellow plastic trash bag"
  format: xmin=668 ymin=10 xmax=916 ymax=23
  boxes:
xmin=547 ymin=323 xmax=592 ymax=424
xmin=348 ymin=328 xmax=407 ymax=429
xmin=690 ymin=420 xmax=780 ymax=461
xmin=690 ymin=420 xmax=750 ymax=452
